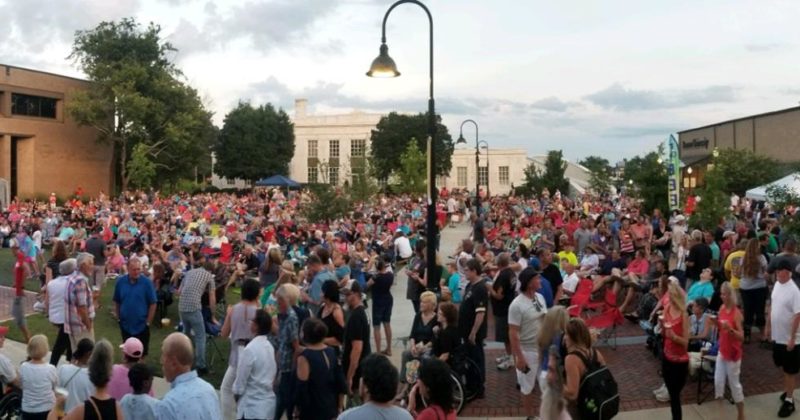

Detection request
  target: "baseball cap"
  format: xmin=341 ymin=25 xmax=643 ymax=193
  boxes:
xmin=343 ymin=281 xmax=363 ymax=296
xmin=120 ymin=337 xmax=144 ymax=358
xmin=518 ymin=267 xmax=541 ymax=292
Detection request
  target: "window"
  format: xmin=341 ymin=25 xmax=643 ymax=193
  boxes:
xmin=351 ymin=139 xmax=366 ymax=157
xmin=499 ymin=166 xmax=510 ymax=185
xmin=308 ymin=166 xmax=318 ymax=183
xmin=11 ymin=93 xmax=57 ymax=119
xmin=226 ymin=178 xmax=235 ymax=186
xmin=330 ymin=140 xmax=340 ymax=158
xmin=457 ymin=167 xmax=467 ymax=187
xmin=329 ymin=166 xmax=339 ymax=185
xmin=478 ymin=166 xmax=488 ymax=186
xmin=308 ymin=140 xmax=318 ymax=158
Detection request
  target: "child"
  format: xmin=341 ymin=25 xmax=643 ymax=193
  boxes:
xmin=446 ymin=262 xmax=462 ymax=304
xmin=119 ymin=364 xmax=158 ymax=420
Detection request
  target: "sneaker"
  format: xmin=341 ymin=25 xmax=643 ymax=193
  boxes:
xmin=655 ymin=391 xmax=670 ymax=403
xmin=779 ymin=398 xmax=795 ymax=418
xmin=33 ymin=301 xmax=45 ymax=313
xmin=652 ymin=384 xmax=667 ymax=396
xmin=497 ymin=358 xmax=513 ymax=371
xmin=495 ymin=354 xmax=510 ymax=364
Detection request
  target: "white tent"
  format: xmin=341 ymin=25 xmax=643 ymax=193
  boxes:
xmin=745 ymin=172 xmax=800 ymax=201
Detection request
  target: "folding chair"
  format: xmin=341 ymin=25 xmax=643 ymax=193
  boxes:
xmin=206 ymin=333 xmax=226 ymax=373
xmin=569 ymin=281 xmax=623 ymax=349
xmin=696 ymin=324 xmax=734 ymax=405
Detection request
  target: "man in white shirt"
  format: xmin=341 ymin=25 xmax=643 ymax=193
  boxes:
xmin=47 ymin=258 xmax=76 ymax=365
xmin=393 ymin=230 xmax=412 ymax=261
xmin=767 ymin=259 xmax=800 ymax=418
xmin=508 ymin=267 xmax=547 ymax=418
xmin=233 ymin=310 xmax=276 ymax=420
xmin=561 ymin=260 xmax=580 ymax=295
xmin=0 ymin=326 xmax=19 ymax=388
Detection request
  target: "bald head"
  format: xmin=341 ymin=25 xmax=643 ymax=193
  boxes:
xmin=163 ymin=333 xmax=193 ymax=368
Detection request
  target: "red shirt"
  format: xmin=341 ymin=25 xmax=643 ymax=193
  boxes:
xmin=718 ymin=305 xmax=742 ymax=361
xmin=662 ymin=309 xmax=689 ymax=363
xmin=14 ymin=251 xmax=25 ymax=297
xmin=417 ymin=406 xmax=456 ymax=420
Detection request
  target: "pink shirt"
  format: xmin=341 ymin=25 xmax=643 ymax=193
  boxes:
xmin=107 ymin=364 xmax=154 ymax=400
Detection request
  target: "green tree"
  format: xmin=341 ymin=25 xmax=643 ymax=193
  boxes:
xmin=369 ymin=112 xmax=453 ymax=180
xmin=301 ymin=183 xmax=351 ymax=223
xmin=127 ymin=143 xmax=157 ymax=189
xmin=624 ymin=145 xmax=669 ymax=214
xmin=346 ymin=157 xmax=378 ymax=203
xmin=68 ymin=18 xmax=215 ymax=191
xmin=580 ymin=155 xmax=612 ymax=195
xmin=515 ymin=150 xmax=570 ymax=197
xmin=514 ymin=163 xmax=544 ymax=197
xmin=713 ymin=148 xmax=781 ymax=195
xmin=689 ymin=166 xmax=729 ymax=229
xmin=395 ymin=140 xmax=427 ymax=195
xmin=215 ymin=102 xmax=295 ymax=182
xmin=767 ymin=180 xmax=800 ymax=240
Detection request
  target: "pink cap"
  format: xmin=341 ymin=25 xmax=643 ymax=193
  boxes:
xmin=119 ymin=337 xmax=144 ymax=358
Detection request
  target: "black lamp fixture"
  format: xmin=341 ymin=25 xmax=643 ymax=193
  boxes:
xmin=366 ymin=44 xmax=400 ymax=78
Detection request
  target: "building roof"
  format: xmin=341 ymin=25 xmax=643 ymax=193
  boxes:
xmin=677 ymin=105 xmax=800 ymax=134
xmin=1 ymin=64 xmax=90 ymax=83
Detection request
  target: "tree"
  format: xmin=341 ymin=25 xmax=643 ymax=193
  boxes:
xmin=69 ymin=18 xmax=215 ymax=191
xmin=301 ymin=183 xmax=351 ymax=224
xmin=127 ymin=143 xmax=157 ymax=189
xmin=713 ymin=148 xmax=781 ymax=196
xmin=623 ymin=146 xmax=669 ymax=214
xmin=369 ymin=112 xmax=454 ymax=180
xmin=767 ymin=181 xmax=800 ymax=240
xmin=395 ymin=140 xmax=427 ymax=195
xmin=580 ymin=155 xmax=612 ymax=195
xmin=515 ymin=150 xmax=570 ymax=197
xmin=689 ymin=165 xmax=729 ymax=229
xmin=215 ymin=102 xmax=295 ymax=182
xmin=346 ymin=157 xmax=378 ymax=203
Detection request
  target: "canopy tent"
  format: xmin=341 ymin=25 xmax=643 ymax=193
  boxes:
xmin=254 ymin=175 xmax=302 ymax=189
xmin=745 ymin=172 xmax=800 ymax=201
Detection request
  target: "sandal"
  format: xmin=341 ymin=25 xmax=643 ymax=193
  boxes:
xmin=381 ymin=349 xmax=393 ymax=357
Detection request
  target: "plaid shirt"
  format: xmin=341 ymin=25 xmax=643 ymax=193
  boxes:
xmin=179 ymin=268 xmax=215 ymax=313
xmin=64 ymin=272 xmax=94 ymax=335
xmin=276 ymin=309 xmax=299 ymax=372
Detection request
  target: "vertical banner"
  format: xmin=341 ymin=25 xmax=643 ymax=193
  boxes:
xmin=668 ymin=134 xmax=681 ymax=211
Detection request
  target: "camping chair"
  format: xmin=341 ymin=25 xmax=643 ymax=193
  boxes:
xmin=570 ymin=280 xmax=623 ymax=349
xmin=219 ymin=242 xmax=234 ymax=265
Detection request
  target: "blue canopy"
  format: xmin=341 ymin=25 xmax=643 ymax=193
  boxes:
xmin=254 ymin=175 xmax=302 ymax=188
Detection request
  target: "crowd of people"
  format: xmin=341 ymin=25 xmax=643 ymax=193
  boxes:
xmin=0 ymin=185 xmax=798 ymax=420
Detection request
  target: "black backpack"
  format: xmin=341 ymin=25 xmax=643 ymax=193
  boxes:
xmin=570 ymin=349 xmax=619 ymax=420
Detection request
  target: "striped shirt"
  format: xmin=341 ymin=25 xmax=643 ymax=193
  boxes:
xmin=178 ymin=268 xmax=215 ymax=313
xmin=64 ymin=272 xmax=94 ymax=335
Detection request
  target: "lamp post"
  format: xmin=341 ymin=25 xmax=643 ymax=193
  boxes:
xmin=479 ymin=140 xmax=489 ymax=198
xmin=456 ymin=119 xmax=484 ymax=214
xmin=367 ymin=0 xmax=438 ymax=285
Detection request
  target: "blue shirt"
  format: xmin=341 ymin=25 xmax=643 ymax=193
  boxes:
xmin=448 ymin=273 xmax=462 ymax=303
xmin=310 ymin=269 xmax=336 ymax=303
xmin=113 ymin=274 xmax=157 ymax=335
xmin=538 ymin=276 xmax=554 ymax=308
xmin=155 ymin=371 xmax=221 ymax=420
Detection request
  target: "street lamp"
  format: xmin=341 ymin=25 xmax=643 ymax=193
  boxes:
xmin=367 ymin=0 xmax=438 ymax=287
xmin=456 ymin=119 xmax=485 ymax=214
xmin=479 ymin=140 xmax=489 ymax=198
xmin=687 ymin=166 xmax=693 ymax=175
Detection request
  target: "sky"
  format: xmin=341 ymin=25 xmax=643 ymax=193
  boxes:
xmin=2 ymin=0 xmax=800 ymax=163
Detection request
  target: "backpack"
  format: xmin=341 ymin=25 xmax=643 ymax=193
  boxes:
xmin=570 ymin=349 xmax=619 ymax=420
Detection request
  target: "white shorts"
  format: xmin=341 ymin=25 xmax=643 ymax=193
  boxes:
xmin=516 ymin=349 xmax=540 ymax=395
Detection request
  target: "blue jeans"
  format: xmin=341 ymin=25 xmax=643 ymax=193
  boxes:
xmin=274 ymin=371 xmax=295 ymax=420
xmin=180 ymin=310 xmax=206 ymax=370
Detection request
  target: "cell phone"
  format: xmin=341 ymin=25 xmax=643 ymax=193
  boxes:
xmin=522 ymin=366 xmax=530 ymax=374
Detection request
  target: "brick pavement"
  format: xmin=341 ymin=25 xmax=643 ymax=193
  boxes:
xmin=460 ymin=329 xmax=784 ymax=417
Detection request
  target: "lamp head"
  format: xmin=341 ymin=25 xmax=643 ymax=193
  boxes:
xmin=456 ymin=133 xmax=466 ymax=144
xmin=366 ymin=43 xmax=400 ymax=78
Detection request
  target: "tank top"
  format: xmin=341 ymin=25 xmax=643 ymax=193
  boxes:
xmin=228 ymin=303 xmax=257 ymax=368
xmin=718 ymin=305 xmax=742 ymax=361
xmin=662 ymin=309 xmax=690 ymax=363
xmin=298 ymin=347 xmax=341 ymax=420
xmin=84 ymin=396 xmax=117 ymax=420
xmin=319 ymin=304 xmax=344 ymax=347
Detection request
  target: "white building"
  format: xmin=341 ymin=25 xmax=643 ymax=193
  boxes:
xmin=210 ymin=153 xmax=251 ymax=189
xmin=289 ymin=99 xmax=383 ymax=186
xmin=527 ymin=155 xmax=591 ymax=195
xmin=439 ymin=148 xmax=529 ymax=195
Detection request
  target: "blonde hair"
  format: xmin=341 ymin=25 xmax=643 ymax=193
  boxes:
xmin=668 ymin=282 xmax=687 ymax=314
xmin=27 ymin=334 xmax=49 ymax=360
xmin=538 ymin=306 xmax=569 ymax=352
xmin=720 ymin=281 xmax=738 ymax=306
xmin=420 ymin=291 xmax=437 ymax=306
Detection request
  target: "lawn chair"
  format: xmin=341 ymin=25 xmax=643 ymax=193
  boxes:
xmin=569 ymin=279 xmax=623 ymax=349
xmin=696 ymin=323 xmax=734 ymax=405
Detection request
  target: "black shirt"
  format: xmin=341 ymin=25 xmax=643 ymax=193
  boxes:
xmin=433 ymin=325 xmax=460 ymax=360
xmin=409 ymin=312 xmax=438 ymax=344
xmin=371 ymin=272 xmax=394 ymax=305
xmin=541 ymin=263 xmax=563 ymax=292
xmin=473 ymin=219 xmax=485 ymax=243
xmin=85 ymin=236 xmax=107 ymax=265
xmin=240 ymin=253 xmax=260 ymax=272
xmin=459 ymin=279 xmax=488 ymax=343
xmin=343 ymin=305 xmax=371 ymax=384
xmin=492 ymin=268 xmax=515 ymax=317
xmin=686 ymin=243 xmax=712 ymax=280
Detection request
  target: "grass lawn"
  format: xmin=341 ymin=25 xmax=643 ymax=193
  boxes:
xmin=0 ymin=248 xmax=239 ymax=388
